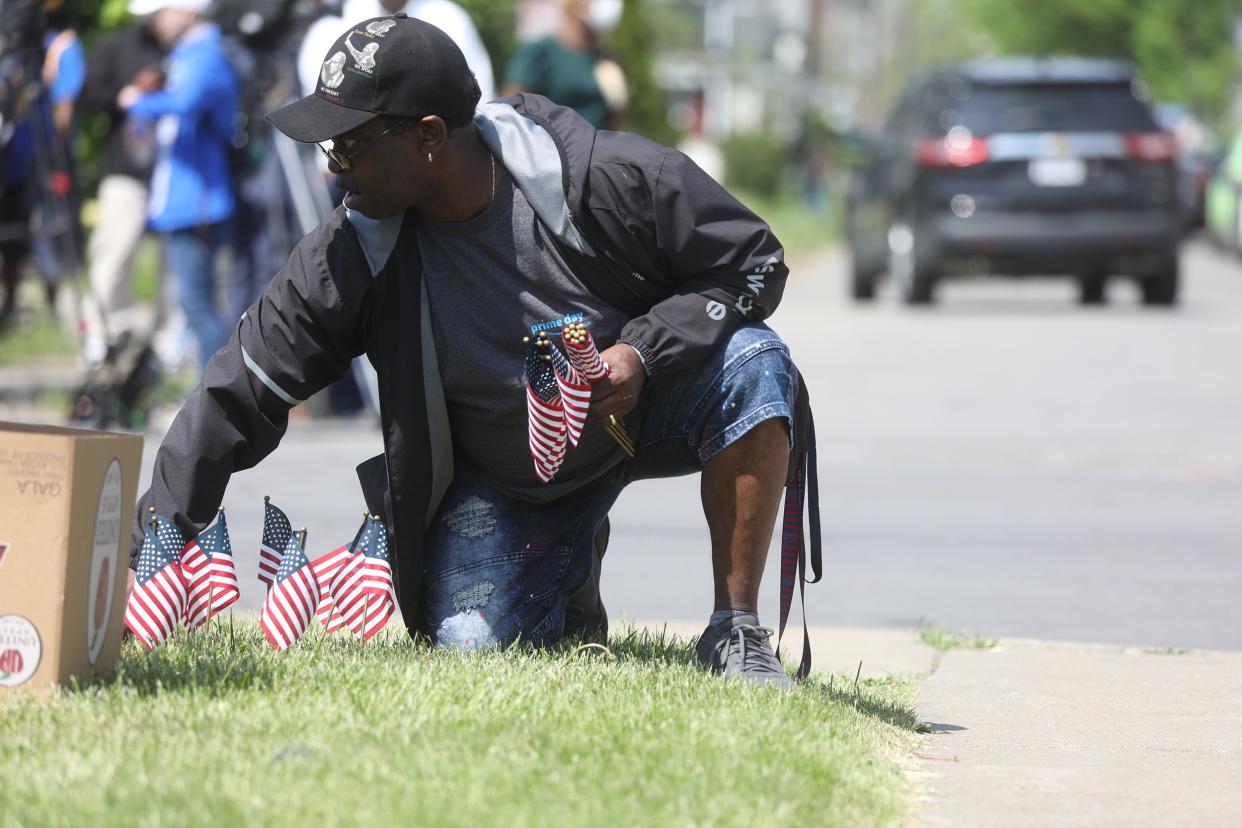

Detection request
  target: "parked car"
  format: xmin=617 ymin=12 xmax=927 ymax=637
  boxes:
xmin=1154 ymin=103 xmax=1219 ymax=230
xmin=1204 ymin=129 xmax=1242 ymax=253
xmin=846 ymin=58 xmax=1182 ymax=306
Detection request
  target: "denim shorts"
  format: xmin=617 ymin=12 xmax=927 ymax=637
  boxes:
xmin=421 ymin=323 xmax=799 ymax=649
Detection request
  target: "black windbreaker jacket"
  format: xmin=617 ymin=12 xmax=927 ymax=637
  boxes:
xmin=134 ymin=94 xmax=813 ymax=635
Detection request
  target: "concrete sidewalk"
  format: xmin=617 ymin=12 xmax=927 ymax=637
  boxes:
xmin=644 ymin=622 xmax=1242 ymax=826
xmin=0 ymin=358 xmax=80 ymax=403
xmin=915 ymin=639 xmax=1242 ymax=827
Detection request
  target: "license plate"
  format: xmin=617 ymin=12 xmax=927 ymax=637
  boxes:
xmin=1028 ymin=157 xmax=1086 ymax=187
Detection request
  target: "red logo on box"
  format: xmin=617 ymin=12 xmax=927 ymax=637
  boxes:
xmin=0 ymin=648 xmax=22 ymax=678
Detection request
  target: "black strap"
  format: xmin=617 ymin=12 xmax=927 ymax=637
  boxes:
xmin=777 ymin=399 xmax=821 ymax=680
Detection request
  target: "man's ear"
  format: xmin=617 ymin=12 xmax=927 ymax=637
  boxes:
xmin=416 ymin=116 xmax=448 ymax=157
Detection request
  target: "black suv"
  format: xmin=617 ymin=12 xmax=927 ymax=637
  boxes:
xmin=846 ymin=58 xmax=1182 ymax=305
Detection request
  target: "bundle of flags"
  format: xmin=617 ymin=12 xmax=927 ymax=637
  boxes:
xmin=525 ymin=333 xmax=574 ymax=482
xmin=124 ymin=499 xmax=397 ymax=654
xmin=524 ymin=324 xmax=634 ymax=482
xmin=258 ymin=505 xmax=396 ymax=651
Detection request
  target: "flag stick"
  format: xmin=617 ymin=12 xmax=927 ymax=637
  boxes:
xmin=362 ymin=592 xmax=371 ymax=645
xmin=204 ymin=505 xmax=223 ymax=635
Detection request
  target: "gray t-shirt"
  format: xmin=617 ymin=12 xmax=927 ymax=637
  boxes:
xmin=417 ymin=166 xmax=631 ymax=502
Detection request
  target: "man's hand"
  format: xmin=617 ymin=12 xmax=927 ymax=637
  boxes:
xmin=588 ymin=344 xmax=645 ymax=422
xmin=132 ymin=66 xmax=164 ymax=92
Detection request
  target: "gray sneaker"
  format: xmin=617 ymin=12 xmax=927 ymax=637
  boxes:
xmin=696 ymin=614 xmax=795 ymax=690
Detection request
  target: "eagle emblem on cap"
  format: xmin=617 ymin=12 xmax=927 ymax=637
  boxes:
xmin=366 ymin=19 xmax=398 ymax=36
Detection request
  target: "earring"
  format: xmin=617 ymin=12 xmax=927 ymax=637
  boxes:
xmin=427 ymin=152 xmax=433 ymax=163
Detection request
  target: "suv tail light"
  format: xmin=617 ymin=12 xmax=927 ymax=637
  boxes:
xmin=916 ymin=130 xmax=989 ymax=168
xmin=1125 ymin=132 xmax=1177 ymax=163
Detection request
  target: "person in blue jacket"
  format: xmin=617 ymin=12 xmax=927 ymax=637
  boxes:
xmin=0 ymin=4 xmax=85 ymax=326
xmin=121 ymin=0 xmax=239 ymax=373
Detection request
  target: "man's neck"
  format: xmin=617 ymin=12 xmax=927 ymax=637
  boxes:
xmin=417 ymin=135 xmax=496 ymax=224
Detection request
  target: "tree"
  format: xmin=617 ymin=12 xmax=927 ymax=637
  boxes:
xmin=610 ymin=0 xmax=675 ymax=144
xmin=956 ymin=0 xmax=1242 ymax=130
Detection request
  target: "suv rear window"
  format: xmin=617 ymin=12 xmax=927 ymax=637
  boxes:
xmin=941 ymin=82 xmax=1158 ymax=133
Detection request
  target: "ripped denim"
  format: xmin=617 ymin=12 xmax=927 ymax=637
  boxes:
xmin=421 ymin=323 xmax=799 ymax=649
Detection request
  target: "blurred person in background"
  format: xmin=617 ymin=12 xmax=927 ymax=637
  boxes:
xmin=298 ymin=0 xmax=494 ymax=102
xmin=121 ymin=0 xmax=239 ymax=376
xmin=214 ymin=1 xmax=335 ymax=329
xmin=77 ymin=18 xmax=166 ymax=366
xmin=0 ymin=0 xmax=84 ymax=328
xmin=502 ymin=0 xmax=626 ymax=129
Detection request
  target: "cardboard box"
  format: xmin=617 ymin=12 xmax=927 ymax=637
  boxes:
xmin=0 ymin=422 xmax=143 ymax=699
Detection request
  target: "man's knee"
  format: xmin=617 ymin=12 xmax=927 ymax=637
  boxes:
xmin=718 ymin=325 xmax=796 ymax=391
xmin=693 ymin=325 xmax=797 ymax=463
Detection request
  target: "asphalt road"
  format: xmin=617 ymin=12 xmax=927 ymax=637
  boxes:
xmin=138 ymin=239 xmax=1242 ymax=651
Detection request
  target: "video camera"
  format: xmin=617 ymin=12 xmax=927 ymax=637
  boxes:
xmin=212 ymin=0 xmax=342 ymax=50
xmin=0 ymin=0 xmax=46 ymax=146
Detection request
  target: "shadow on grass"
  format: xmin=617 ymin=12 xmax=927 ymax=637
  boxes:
xmin=71 ymin=622 xmax=281 ymax=697
xmin=70 ymin=621 xmax=918 ymax=733
xmin=571 ymin=626 xmax=922 ymax=733
xmin=806 ymin=675 xmax=921 ymax=732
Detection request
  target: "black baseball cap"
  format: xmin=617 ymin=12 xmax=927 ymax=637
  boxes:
xmin=267 ymin=13 xmax=479 ymax=143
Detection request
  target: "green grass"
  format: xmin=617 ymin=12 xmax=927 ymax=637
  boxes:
xmin=131 ymin=237 xmax=162 ymax=304
xmin=918 ymin=624 xmax=998 ymax=652
xmin=0 ymin=622 xmax=920 ymax=827
xmin=0 ymin=317 xmax=76 ymax=365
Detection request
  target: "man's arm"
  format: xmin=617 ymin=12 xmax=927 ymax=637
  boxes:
xmin=124 ymin=45 xmax=229 ymax=118
xmin=614 ymin=148 xmax=789 ymax=382
xmin=133 ymin=213 xmax=371 ymax=558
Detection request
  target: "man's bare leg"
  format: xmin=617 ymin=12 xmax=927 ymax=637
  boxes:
xmin=696 ymin=416 xmax=794 ymax=687
xmin=701 ymin=417 xmax=789 ymax=612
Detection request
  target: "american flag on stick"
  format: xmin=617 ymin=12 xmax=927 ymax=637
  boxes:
xmin=561 ymin=321 xmax=636 ymax=459
xmin=546 ymin=340 xmax=591 ymax=446
xmin=258 ymin=496 xmax=291 ymax=589
xmin=311 ymin=543 xmax=354 ymax=633
xmin=309 ymin=513 xmax=369 ymax=634
xmin=259 ymin=527 xmax=319 ymax=651
xmin=525 ymin=336 xmax=567 ymax=482
xmin=181 ymin=509 xmax=239 ymax=630
xmin=327 ymin=515 xmax=395 ymax=642
xmin=124 ymin=512 xmax=187 ymax=651
xmin=562 ymin=321 xmax=611 ymax=381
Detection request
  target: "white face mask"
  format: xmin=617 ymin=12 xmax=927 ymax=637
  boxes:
xmin=587 ymin=0 xmax=623 ymax=32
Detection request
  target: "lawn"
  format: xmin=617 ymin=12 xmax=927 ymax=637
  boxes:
xmin=734 ymin=190 xmax=839 ymax=258
xmin=0 ymin=622 xmax=920 ymax=827
xmin=0 ymin=316 xmax=76 ymax=366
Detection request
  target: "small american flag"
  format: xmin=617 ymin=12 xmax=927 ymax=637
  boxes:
xmin=258 ymin=498 xmax=291 ymax=589
xmin=124 ymin=515 xmax=187 ymax=651
xmin=525 ymin=340 xmax=567 ymax=482
xmin=563 ymin=324 xmax=611 ymax=381
xmin=181 ymin=511 xmax=239 ymax=630
xmin=327 ymin=516 xmax=395 ymax=641
xmin=310 ymin=544 xmax=354 ymax=633
xmin=259 ymin=530 xmax=319 ymax=651
xmin=546 ymin=343 xmax=591 ymax=447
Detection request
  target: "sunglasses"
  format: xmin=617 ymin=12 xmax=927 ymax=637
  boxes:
xmin=317 ymin=118 xmax=411 ymax=172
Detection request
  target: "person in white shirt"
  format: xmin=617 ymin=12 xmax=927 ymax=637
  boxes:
xmin=298 ymin=0 xmax=495 ymax=101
